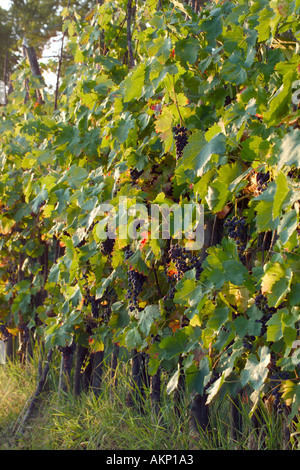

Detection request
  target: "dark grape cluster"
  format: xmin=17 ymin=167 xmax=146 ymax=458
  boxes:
xmin=256 ymin=171 xmax=270 ymax=192
xmin=268 ymin=356 xmax=290 ymax=414
xmin=102 ymin=304 xmax=112 ymax=324
xmin=168 ymin=244 xmax=189 ymax=281
xmin=91 ymin=296 xmax=102 ymax=319
xmin=124 ymin=247 xmax=146 ymax=311
xmin=58 ymin=342 xmax=76 ymax=357
xmin=224 ymin=95 xmax=233 ymax=107
xmin=189 ymin=254 xmax=203 ymax=281
xmin=172 ymin=124 xmax=188 ymax=160
xmin=130 ymin=168 xmax=143 ymax=185
xmin=287 ymin=168 xmax=300 ymax=180
xmin=224 ymin=216 xmax=248 ymax=264
xmin=7 ymin=261 xmax=17 ymax=285
xmin=255 ymin=293 xmax=277 ymax=335
xmin=163 ymin=244 xmax=203 ymax=304
xmin=82 ymin=267 xmax=114 ymax=323
xmin=243 ymin=335 xmax=255 ymax=351
xmin=0 ymin=323 xmax=10 ymax=342
xmin=100 ymin=237 xmax=115 ymax=257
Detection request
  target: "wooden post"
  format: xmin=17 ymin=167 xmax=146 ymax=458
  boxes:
xmin=126 ymin=0 xmax=135 ymax=69
xmin=58 ymin=344 xmax=75 ymax=394
xmin=190 ymin=393 xmax=210 ymax=434
xmin=22 ymin=38 xmax=45 ymax=104
xmin=151 ymin=366 xmax=161 ymax=417
xmin=111 ymin=342 xmax=119 ymax=391
xmin=73 ymin=343 xmax=89 ymax=397
xmin=91 ymin=349 xmax=104 ymax=397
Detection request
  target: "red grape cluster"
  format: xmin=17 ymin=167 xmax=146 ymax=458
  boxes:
xmin=224 ymin=216 xmax=248 ymax=264
xmin=124 ymin=247 xmax=146 ymax=312
xmin=163 ymin=244 xmax=203 ymax=306
xmin=7 ymin=261 xmax=17 ymax=285
xmin=0 ymin=323 xmax=10 ymax=342
xmin=130 ymin=168 xmax=143 ymax=185
xmin=254 ymin=293 xmax=276 ymax=335
xmin=100 ymin=237 xmax=115 ymax=257
xmin=172 ymin=124 xmax=188 ymax=160
xmin=256 ymin=171 xmax=270 ymax=192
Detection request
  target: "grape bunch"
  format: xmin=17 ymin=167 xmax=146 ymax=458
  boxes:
xmin=83 ymin=283 xmax=99 ymax=318
xmin=100 ymin=237 xmax=115 ymax=257
xmin=124 ymin=247 xmax=146 ymax=312
xmin=224 ymin=216 xmax=248 ymax=264
xmin=189 ymin=254 xmax=203 ymax=280
xmin=91 ymin=296 xmax=102 ymax=319
xmin=243 ymin=335 xmax=255 ymax=351
xmin=172 ymin=124 xmax=188 ymax=160
xmin=7 ymin=261 xmax=17 ymax=285
xmin=58 ymin=342 xmax=76 ymax=358
xmin=287 ymin=168 xmax=300 ymax=180
xmin=168 ymin=244 xmax=189 ymax=281
xmin=268 ymin=356 xmax=290 ymax=414
xmin=163 ymin=244 xmax=203 ymax=306
xmin=254 ymin=293 xmax=277 ymax=335
xmin=256 ymin=171 xmax=270 ymax=193
xmin=224 ymin=95 xmax=233 ymax=107
xmin=0 ymin=323 xmax=10 ymax=342
xmin=130 ymin=168 xmax=143 ymax=185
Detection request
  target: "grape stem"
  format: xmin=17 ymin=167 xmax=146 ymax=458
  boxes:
xmin=153 ymin=263 xmax=162 ymax=298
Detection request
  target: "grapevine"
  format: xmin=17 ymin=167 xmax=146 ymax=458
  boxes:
xmin=0 ymin=0 xmax=299 ymax=446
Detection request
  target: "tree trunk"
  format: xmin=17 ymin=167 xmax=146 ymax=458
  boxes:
xmin=151 ymin=366 xmax=161 ymax=417
xmin=174 ymin=356 xmax=185 ymax=419
xmin=126 ymin=349 xmax=145 ymax=409
xmin=91 ymin=350 xmax=104 ymax=397
xmin=16 ymin=348 xmax=53 ymax=435
xmin=73 ymin=344 xmax=89 ymax=397
xmin=190 ymin=393 xmax=210 ymax=434
xmin=110 ymin=342 xmax=119 ymax=391
xmin=59 ymin=345 xmax=75 ymax=394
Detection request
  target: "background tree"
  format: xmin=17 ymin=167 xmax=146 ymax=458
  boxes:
xmin=0 ymin=0 xmax=94 ymax=87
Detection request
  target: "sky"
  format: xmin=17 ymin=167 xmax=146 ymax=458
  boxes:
xmin=0 ymin=0 xmax=62 ymax=91
xmin=1 ymin=0 xmax=11 ymax=10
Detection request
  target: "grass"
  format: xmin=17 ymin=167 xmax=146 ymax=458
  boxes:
xmin=0 ymin=352 xmax=299 ymax=450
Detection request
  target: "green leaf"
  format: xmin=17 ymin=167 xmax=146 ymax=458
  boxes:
xmin=223 ymin=260 xmax=249 ymax=285
xmin=174 ymin=274 xmax=203 ymax=307
xmin=272 ymin=171 xmax=289 ymax=219
xmin=256 ymin=199 xmax=280 ymax=232
xmin=125 ymin=327 xmax=143 ymax=350
xmin=166 ymin=367 xmax=180 ymax=394
xmin=207 ymin=307 xmax=230 ymax=332
xmin=112 ymin=116 xmax=135 ymax=144
xmin=121 ymin=63 xmax=146 ymax=102
xmin=137 ymin=305 xmax=161 ymax=336
xmin=240 ymin=346 xmax=271 ymax=390
xmin=175 ymin=37 xmax=199 ymax=64
xmin=176 ymin=131 xmax=226 ymax=184
xmin=148 ymin=35 xmax=172 ymax=63
xmin=277 ymin=209 xmax=299 ymax=245
xmin=278 ymin=128 xmax=300 ymax=170
xmin=266 ymin=312 xmax=283 ymax=342
xmin=185 ymin=356 xmax=212 ymax=395
xmin=263 ymin=76 xmax=292 ymax=127
xmin=159 ymin=328 xmax=190 ymax=360
xmin=261 ymin=262 xmax=293 ymax=307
